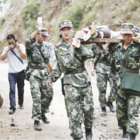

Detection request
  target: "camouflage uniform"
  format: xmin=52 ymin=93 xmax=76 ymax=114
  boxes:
xmin=25 ymin=35 xmax=54 ymax=121
xmin=49 ymin=39 xmax=94 ymax=139
xmin=102 ymin=40 xmax=140 ymax=135
xmin=92 ymin=44 xmax=116 ymax=108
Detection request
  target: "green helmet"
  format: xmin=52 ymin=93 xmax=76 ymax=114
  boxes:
xmin=38 ymin=27 xmax=50 ymax=36
xmin=59 ymin=20 xmax=73 ymax=30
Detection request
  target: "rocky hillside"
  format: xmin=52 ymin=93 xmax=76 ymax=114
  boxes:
xmin=0 ymin=0 xmax=140 ymax=51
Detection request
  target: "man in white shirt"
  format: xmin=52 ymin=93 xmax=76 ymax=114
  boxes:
xmin=0 ymin=34 xmax=26 ymax=114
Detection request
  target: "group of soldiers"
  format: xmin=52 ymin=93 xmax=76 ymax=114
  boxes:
xmin=1 ymin=19 xmax=138 ymax=140
xmin=24 ymin=19 xmax=140 ymax=140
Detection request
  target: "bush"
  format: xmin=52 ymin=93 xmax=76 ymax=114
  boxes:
xmin=20 ymin=0 xmax=40 ymax=35
xmin=58 ymin=0 xmax=87 ymax=29
xmin=53 ymin=0 xmax=98 ymax=41
xmin=82 ymin=12 xmax=96 ymax=27
xmin=94 ymin=1 xmax=103 ymax=11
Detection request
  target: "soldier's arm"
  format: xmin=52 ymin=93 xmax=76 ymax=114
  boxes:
xmin=85 ymin=59 xmax=95 ymax=76
xmin=25 ymin=27 xmax=39 ymax=51
xmin=48 ymin=63 xmax=62 ymax=82
xmin=25 ymin=35 xmax=36 ymax=51
xmin=100 ymin=42 xmax=112 ymax=65
xmin=47 ymin=43 xmax=57 ymax=70
xmin=31 ymin=30 xmax=38 ymax=39
xmin=47 ymin=63 xmax=53 ymax=73
xmin=80 ymin=44 xmax=94 ymax=61
xmin=29 ymin=25 xmax=38 ymax=40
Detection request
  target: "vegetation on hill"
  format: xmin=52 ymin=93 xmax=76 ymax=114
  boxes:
xmin=0 ymin=0 xmax=140 ymax=49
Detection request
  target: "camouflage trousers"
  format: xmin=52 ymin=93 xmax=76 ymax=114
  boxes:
xmin=64 ymin=84 xmax=94 ymax=139
xmin=96 ymin=72 xmax=116 ymax=108
xmin=116 ymin=88 xmax=140 ymax=134
xmin=29 ymin=75 xmax=53 ymax=121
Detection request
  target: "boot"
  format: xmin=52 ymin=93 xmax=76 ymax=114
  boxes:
xmin=129 ymin=133 xmax=136 ymax=140
xmin=101 ymin=107 xmax=107 ymax=116
xmin=73 ymin=138 xmax=81 ymax=140
xmin=86 ymin=129 xmax=93 ymax=140
xmin=34 ymin=120 xmax=42 ymax=131
xmin=107 ymin=101 xmax=115 ymax=112
xmin=121 ymin=129 xmax=129 ymax=140
xmin=41 ymin=115 xmax=50 ymax=124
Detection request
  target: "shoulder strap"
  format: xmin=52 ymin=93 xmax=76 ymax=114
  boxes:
xmin=74 ymin=48 xmax=84 ymax=67
xmin=10 ymin=50 xmax=23 ymax=64
xmin=118 ymin=48 xmax=123 ymax=67
xmin=37 ymin=46 xmax=45 ymax=62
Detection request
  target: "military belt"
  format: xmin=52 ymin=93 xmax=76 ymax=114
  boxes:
xmin=66 ymin=67 xmax=85 ymax=75
xmin=123 ymin=68 xmax=139 ymax=74
xmin=30 ymin=65 xmax=46 ymax=70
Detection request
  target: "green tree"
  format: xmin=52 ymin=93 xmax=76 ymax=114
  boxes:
xmin=20 ymin=0 xmax=40 ymax=34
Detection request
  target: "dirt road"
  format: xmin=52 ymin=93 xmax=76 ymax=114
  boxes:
xmin=0 ymin=63 xmax=140 ymax=140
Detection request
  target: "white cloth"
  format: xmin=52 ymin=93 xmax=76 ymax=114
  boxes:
xmin=72 ymin=28 xmax=92 ymax=48
xmin=124 ymin=45 xmax=128 ymax=50
xmin=110 ymin=30 xmax=122 ymax=39
xmin=1 ymin=44 xmax=26 ymax=73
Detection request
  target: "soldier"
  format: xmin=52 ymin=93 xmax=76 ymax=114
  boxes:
xmin=102 ymin=23 xmax=140 ymax=140
xmin=92 ymin=43 xmax=116 ymax=115
xmin=25 ymin=26 xmax=54 ymax=131
xmin=47 ymin=20 xmax=94 ymax=140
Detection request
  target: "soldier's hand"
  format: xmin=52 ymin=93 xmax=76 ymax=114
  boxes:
xmin=46 ymin=80 xmax=52 ymax=88
xmin=91 ymin=70 xmax=95 ymax=76
xmin=71 ymin=37 xmax=81 ymax=48
xmin=71 ymin=44 xmax=76 ymax=49
xmin=47 ymin=63 xmax=53 ymax=73
xmin=134 ymin=36 xmax=140 ymax=43
xmin=102 ymin=41 xmax=110 ymax=50
xmin=89 ymin=22 xmax=96 ymax=35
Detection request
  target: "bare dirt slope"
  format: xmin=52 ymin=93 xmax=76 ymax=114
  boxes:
xmin=0 ymin=63 xmax=140 ymax=140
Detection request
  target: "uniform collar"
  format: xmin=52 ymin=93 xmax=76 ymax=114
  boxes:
xmin=36 ymin=41 xmax=43 ymax=47
xmin=120 ymin=40 xmax=135 ymax=50
xmin=62 ymin=39 xmax=72 ymax=46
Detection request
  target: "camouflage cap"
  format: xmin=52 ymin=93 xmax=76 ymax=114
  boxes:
xmin=38 ymin=27 xmax=50 ymax=36
xmin=59 ymin=20 xmax=73 ymax=30
xmin=134 ymin=26 xmax=140 ymax=33
xmin=121 ymin=23 xmax=134 ymax=34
